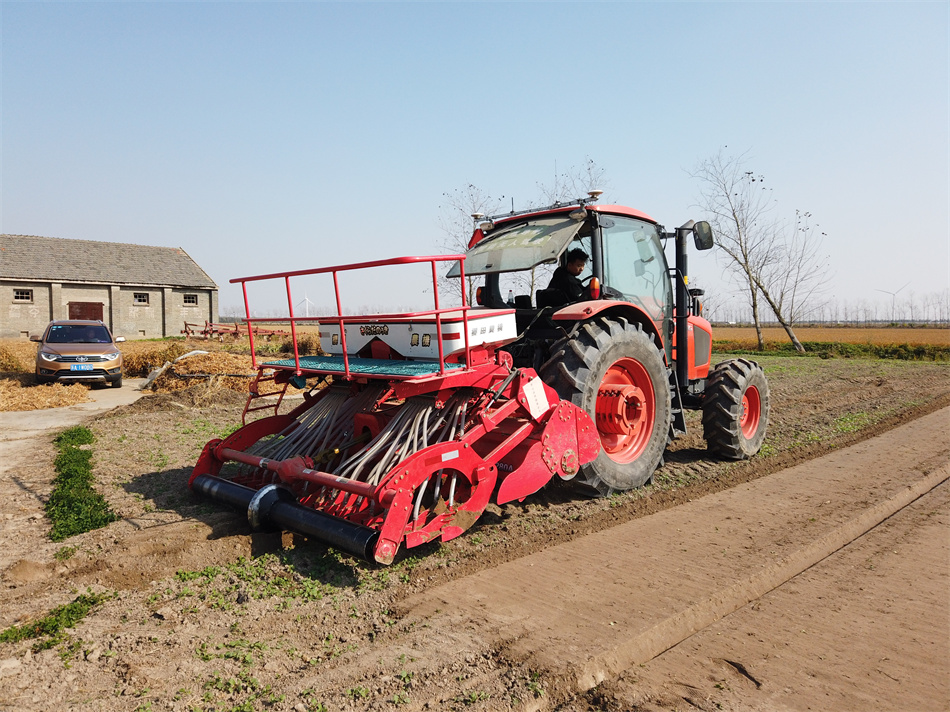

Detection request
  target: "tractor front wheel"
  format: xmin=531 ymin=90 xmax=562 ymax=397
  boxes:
xmin=541 ymin=317 xmax=671 ymax=497
xmin=702 ymin=358 xmax=770 ymax=459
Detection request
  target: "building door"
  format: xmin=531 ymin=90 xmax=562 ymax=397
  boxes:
xmin=68 ymin=302 xmax=104 ymax=321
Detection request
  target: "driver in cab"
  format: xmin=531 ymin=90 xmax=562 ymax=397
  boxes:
xmin=546 ymin=248 xmax=589 ymax=304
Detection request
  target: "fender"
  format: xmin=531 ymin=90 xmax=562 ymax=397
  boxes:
xmin=551 ymin=300 xmax=665 ymax=349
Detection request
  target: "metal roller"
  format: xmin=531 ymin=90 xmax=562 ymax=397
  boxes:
xmin=191 ymin=475 xmax=379 ymax=561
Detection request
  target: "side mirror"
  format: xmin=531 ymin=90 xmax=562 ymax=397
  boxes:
xmin=115 ymin=337 xmax=126 ymax=343
xmin=29 ymin=334 xmax=41 ymax=342
xmin=693 ymin=221 xmax=714 ymax=250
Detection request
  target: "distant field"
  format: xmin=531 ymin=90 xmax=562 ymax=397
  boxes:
xmin=222 ymin=323 xmax=950 ymax=347
xmin=713 ymin=326 xmax=949 ymax=347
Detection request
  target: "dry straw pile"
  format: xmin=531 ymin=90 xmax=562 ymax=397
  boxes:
xmin=0 ymin=342 xmax=34 ymax=372
xmin=0 ymin=342 xmax=91 ymax=411
xmin=0 ymin=333 xmax=323 ymax=412
xmin=121 ymin=341 xmax=190 ymax=377
xmin=152 ymin=352 xmax=256 ymax=393
xmin=0 ymin=374 xmax=90 ymax=412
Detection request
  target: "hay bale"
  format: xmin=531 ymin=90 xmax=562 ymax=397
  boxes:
xmin=278 ymin=333 xmax=323 ymax=356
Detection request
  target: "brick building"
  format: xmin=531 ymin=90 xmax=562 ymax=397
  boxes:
xmin=0 ymin=234 xmax=218 ymax=339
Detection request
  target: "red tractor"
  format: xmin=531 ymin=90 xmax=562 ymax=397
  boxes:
xmin=190 ymin=195 xmax=769 ymax=564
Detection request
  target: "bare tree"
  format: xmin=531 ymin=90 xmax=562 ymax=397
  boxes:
xmin=436 ymin=184 xmax=506 ymax=306
xmin=438 ymin=160 xmax=610 ymax=305
xmin=535 ymin=157 xmax=609 ymax=205
xmin=692 ymin=150 xmax=831 ymax=353
xmin=520 ymin=158 xmax=611 ymax=299
xmin=753 ymin=210 xmax=831 ymax=349
xmin=692 ymin=150 xmax=778 ymax=350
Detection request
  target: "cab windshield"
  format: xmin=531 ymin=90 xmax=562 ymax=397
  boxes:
xmin=446 ymin=215 xmax=585 ymax=277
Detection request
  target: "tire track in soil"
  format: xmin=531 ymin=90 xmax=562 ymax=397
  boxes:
xmin=145 ymin=403 xmax=947 ymax=712
xmin=4 ymin=394 xmax=948 ymax=631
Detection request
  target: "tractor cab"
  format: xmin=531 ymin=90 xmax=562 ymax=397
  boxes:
xmin=448 ymin=199 xmax=680 ymax=365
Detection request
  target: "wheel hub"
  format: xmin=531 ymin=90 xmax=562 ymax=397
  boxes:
xmin=739 ymin=385 xmax=761 ymax=439
xmin=596 ymin=384 xmax=646 ymax=436
xmin=592 ymin=357 xmax=658 ymax=464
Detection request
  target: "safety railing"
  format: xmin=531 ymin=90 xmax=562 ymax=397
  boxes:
xmin=230 ymin=255 xmax=471 ymax=381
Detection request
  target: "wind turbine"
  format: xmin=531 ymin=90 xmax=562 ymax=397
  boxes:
xmin=875 ymin=281 xmax=910 ymax=322
xmin=295 ymin=293 xmax=316 ymax=318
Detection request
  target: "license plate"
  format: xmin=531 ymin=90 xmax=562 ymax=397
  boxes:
xmin=70 ymin=364 xmax=94 ymax=371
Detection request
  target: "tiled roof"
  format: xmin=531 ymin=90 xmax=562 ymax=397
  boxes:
xmin=0 ymin=235 xmax=217 ymax=289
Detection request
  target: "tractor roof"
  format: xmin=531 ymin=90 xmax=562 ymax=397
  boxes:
xmin=468 ymin=203 xmax=658 ymax=249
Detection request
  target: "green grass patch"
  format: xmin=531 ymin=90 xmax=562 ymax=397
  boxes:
xmin=165 ymin=553 xmax=351 ymax=611
xmin=833 ymin=411 xmax=873 ymax=433
xmin=54 ymin=545 xmax=78 ymax=561
xmin=0 ymin=593 xmax=108 ymax=648
xmin=46 ymin=426 xmax=118 ymax=541
xmin=54 ymin=425 xmax=96 ymax=448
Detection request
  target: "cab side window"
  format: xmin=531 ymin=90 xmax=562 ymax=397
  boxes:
xmin=601 ymin=216 xmax=672 ymax=322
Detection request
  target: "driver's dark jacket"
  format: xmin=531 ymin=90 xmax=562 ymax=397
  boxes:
xmin=547 ymin=266 xmax=585 ymax=303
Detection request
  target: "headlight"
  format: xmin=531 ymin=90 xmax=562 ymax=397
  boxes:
xmin=40 ymin=352 xmax=60 ymax=362
xmin=104 ymin=351 xmax=121 ymax=361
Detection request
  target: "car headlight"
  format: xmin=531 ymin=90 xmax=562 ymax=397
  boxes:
xmin=40 ymin=352 xmax=60 ymax=362
xmin=104 ymin=351 xmax=121 ymax=361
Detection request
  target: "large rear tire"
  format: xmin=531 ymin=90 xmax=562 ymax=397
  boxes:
xmin=702 ymin=358 xmax=770 ymax=459
xmin=540 ymin=317 xmax=671 ymax=497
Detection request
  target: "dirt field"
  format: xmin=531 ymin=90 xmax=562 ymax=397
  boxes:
xmin=0 ymin=354 xmax=948 ymax=711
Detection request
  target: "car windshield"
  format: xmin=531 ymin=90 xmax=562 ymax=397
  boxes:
xmin=446 ymin=215 xmax=585 ymax=277
xmin=46 ymin=325 xmax=112 ymax=344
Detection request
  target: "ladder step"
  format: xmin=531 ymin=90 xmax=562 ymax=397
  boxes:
xmin=241 ymin=370 xmax=290 ymax=424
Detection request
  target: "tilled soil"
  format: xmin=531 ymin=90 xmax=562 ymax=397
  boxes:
xmin=0 ymin=355 xmax=947 ymax=711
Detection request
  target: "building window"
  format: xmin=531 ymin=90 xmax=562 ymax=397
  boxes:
xmin=13 ymin=289 xmax=33 ymax=303
xmin=184 ymin=294 xmax=199 ymax=306
xmin=133 ymin=292 xmax=149 ymax=305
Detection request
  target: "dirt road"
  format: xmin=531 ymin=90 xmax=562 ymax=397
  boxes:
xmin=0 ymin=366 xmax=947 ymax=711
xmin=603 ymin=479 xmax=949 ymax=712
xmin=396 ymin=407 xmax=949 ymax=711
xmin=0 ymin=379 xmax=146 ymax=456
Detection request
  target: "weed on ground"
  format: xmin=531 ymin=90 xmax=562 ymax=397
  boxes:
xmin=46 ymin=426 xmax=118 ymax=541
xmin=0 ymin=592 xmax=109 ymax=650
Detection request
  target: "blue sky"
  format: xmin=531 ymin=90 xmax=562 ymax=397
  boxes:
xmin=2 ymin=1 xmax=947 ymax=318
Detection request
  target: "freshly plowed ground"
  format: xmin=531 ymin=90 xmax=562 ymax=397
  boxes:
xmin=0 ymin=354 xmax=947 ymax=711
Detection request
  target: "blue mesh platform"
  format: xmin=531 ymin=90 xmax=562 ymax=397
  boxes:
xmin=263 ymin=355 xmax=465 ymax=379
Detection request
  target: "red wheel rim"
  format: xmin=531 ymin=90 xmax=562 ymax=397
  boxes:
xmin=739 ymin=385 xmax=761 ymax=439
xmin=594 ymin=358 xmax=656 ymax=463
